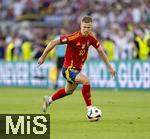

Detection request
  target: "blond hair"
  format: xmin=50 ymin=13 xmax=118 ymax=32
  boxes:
xmin=81 ymin=16 xmax=93 ymax=23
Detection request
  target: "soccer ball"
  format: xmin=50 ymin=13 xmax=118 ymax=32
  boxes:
xmin=87 ymin=106 xmax=102 ymax=121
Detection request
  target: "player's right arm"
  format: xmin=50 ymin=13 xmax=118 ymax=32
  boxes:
xmin=38 ymin=39 xmax=60 ymax=66
xmin=38 ymin=32 xmax=73 ymax=66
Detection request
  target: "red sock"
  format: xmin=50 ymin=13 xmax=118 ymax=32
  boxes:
xmin=51 ymin=88 xmax=67 ymax=101
xmin=82 ymin=84 xmax=92 ymax=106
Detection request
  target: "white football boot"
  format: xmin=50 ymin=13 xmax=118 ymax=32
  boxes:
xmin=43 ymin=96 xmax=51 ymax=113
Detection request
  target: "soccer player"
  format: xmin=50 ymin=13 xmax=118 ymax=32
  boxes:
xmin=38 ymin=16 xmax=116 ymax=115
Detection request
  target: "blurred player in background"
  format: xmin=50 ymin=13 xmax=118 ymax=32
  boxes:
xmin=38 ymin=15 xmax=116 ymax=116
xmin=53 ymin=27 xmax=67 ymax=89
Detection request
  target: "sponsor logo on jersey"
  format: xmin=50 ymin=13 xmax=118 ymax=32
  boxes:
xmin=76 ymin=42 xmax=81 ymax=46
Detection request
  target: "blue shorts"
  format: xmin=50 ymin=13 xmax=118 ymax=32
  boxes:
xmin=62 ymin=67 xmax=80 ymax=84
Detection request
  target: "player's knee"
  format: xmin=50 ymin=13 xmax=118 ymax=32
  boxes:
xmin=82 ymin=78 xmax=90 ymax=85
xmin=65 ymin=89 xmax=74 ymax=95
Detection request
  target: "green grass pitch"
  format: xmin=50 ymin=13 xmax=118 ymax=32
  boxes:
xmin=0 ymin=87 xmax=150 ymax=139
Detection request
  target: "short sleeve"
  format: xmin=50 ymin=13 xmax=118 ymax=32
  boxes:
xmin=89 ymin=33 xmax=101 ymax=49
xmin=60 ymin=32 xmax=80 ymax=44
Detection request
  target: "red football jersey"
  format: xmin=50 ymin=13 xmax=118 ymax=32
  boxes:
xmin=59 ymin=31 xmax=101 ymax=70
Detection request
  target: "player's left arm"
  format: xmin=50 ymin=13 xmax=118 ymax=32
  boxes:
xmin=97 ymin=45 xmax=116 ymax=77
xmin=90 ymin=33 xmax=116 ymax=77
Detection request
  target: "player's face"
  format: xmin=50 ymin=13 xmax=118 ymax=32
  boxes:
xmin=80 ymin=22 xmax=92 ymax=36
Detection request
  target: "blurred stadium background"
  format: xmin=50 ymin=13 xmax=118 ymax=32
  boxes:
xmin=0 ymin=0 xmax=150 ymax=139
xmin=0 ymin=0 xmax=150 ymax=89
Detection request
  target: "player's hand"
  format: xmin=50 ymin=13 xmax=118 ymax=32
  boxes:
xmin=37 ymin=55 xmax=45 ymax=67
xmin=108 ymin=65 xmax=116 ymax=78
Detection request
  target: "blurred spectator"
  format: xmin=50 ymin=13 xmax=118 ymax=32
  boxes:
xmin=144 ymin=33 xmax=150 ymax=57
xmin=13 ymin=0 xmax=25 ymax=16
xmin=21 ymin=38 xmax=32 ymax=61
xmin=134 ymin=29 xmax=149 ymax=60
xmin=5 ymin=35 xmax=18 ymax=61
xmin=33 ymin=44 xmax=45 ymax=59
xmin=0 ymin=37 xmax=5 ymax=59
xmin=102 ymin=36 xmax=116 ymax=61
